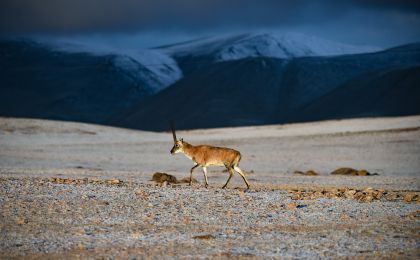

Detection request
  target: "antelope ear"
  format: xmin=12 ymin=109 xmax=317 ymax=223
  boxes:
xmin=180 ymin=138 xmax=184 ymax=142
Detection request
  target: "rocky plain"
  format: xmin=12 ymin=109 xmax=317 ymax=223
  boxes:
xmin=0 ymin=116 xmax=419 ymax=259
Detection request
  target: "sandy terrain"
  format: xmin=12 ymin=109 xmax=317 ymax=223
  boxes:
xmin=1 ymin=116 xmax=419 ymax=259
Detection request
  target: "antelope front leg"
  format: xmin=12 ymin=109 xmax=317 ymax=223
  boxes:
xmin=189 ymin=164 xmax=199 ymax=186
xmin=222 ymin=167 xmax=234 ymax=189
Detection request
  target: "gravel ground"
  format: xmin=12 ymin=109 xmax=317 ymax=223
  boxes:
xmin=1 ymin=178 xmax=419 ymax=259
xmin=0 ymin=117 xmax=419 ymax=259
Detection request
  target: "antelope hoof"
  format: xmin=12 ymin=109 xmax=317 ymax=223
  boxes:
xmin=222 ymin=185 xmax=227 ymax=189
xmin=205 ymin=184 xmax=208 ymax=188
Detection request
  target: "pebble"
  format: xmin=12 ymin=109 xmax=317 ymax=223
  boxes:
xmin=288 ymin=187 xmax=419 ymax=203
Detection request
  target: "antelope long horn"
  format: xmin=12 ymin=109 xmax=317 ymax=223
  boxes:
xmin=170 ymin=121 xmax=177 ymax=142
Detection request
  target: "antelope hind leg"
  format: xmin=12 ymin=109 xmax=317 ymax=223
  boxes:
xmin=202 ymin=167 xmax=209 ymax=188
xmin=233 ymin=165 xmax=250 ymax=189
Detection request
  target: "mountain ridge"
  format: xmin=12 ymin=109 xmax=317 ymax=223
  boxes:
xmin=111 ymin=43 xmax=420 ymax=131
xmin=161 ymin=32 xmax=380 ymax=61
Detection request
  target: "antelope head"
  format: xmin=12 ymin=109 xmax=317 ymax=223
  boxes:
xmin=170 ymin=123 xmax=184 ymax=154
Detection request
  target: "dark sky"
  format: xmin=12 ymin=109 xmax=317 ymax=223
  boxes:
xmin=1 ymin=0 xmax=419 ymax=47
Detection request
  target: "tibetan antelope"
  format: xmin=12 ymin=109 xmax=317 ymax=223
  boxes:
xmin=170 ymin=123 xmax=250 ymax=189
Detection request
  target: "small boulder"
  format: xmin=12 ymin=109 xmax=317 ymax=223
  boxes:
xmin=404 ymin=193 xmax=418 ymax=202
xmin=107 ymin=179 xmax=120 ymax=185
xmin=15 ymin=217 xmax=27 ymax=225
xmin=344 ymin=189 xmax=357 ymax=199
xmin=357 ymin=170 xmax=369 ymax=176
xmin=294 ymin=170 xmax=318 ymax=176
xmin=150 ymin=172 xmax=178 ymax=184
xmin=193 ymin=234 xmax=215 ymax=240
xmin=359 ymin=195 xmax=374 ymax=203
xmin=286 ymin=202 xmax=297 ymax=210
xmin=331 ymin=167 xmax=377 ymax=176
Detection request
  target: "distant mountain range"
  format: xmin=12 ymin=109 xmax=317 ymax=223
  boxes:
xmin=0 ymin=39 xmax=180 ymax=123
xmin=0 ymin=33 xmax=419 ymax=130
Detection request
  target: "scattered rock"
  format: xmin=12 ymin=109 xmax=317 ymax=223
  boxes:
xmin=193 ymin=234 xmax=215 ymax=240
xmin=385 ymin=192 xmax=399 ymax=201
xmin=294 ymin=170 xmax=318 ymax=176
xmin=135 ymin=189 xmax=148 ymax=198
xmin=107 ymin=179 xmax=120 ymax=185
xmin=46 ymin=177 xmax=123 ymax=186
xmin=344 ymin=189 xmax=357 ymax=199
xmin=404 ymin=193 xmax=418 ymax=202
xmin=15 ymin=217 xmax=27 ymax=225
xmin=150 ymin=172 xmax=177 ymax=184
xmin=357 ymin=170 xmax=370 ymax=176
xmin=182 ymin=216 xmax=189 ymax=224
xmin=353 ymin=191 xmax=364 ymax=201
xmin=286 ymin=202 xmax=297 ymax=210
xmin=406 ymin=211 xmax=419 ymax=220
xmin=372 ymin=189 xmax=385 ymax=200
xmin=359 ymin=195 xmax=374 ymax=203
xmin=288 ymin=187 xmax=419 ymax=203
xmin=331 ymin=167 xmax=378 ymax=176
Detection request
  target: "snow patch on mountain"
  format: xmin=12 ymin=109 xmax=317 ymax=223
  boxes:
xmin=112 ymin=52 xmax=182 ymax=93
xmin=32 ymin=38 xmax=182 ymax=92
xmin=124 ymin=50 xmax=182 ymax=91
xmin=163 ymin=32 xmax=381 ymax=61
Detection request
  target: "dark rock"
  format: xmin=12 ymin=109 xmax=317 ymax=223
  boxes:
xmin=294 ymin=170 xmax=318 ymax=176
xmin=193 ymin=234 xmax=215 ymax=240
xmin=150 ymin=172 xmax=178 ymax=184
xmin=331 ymin=168 xmax=377 ymax=176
